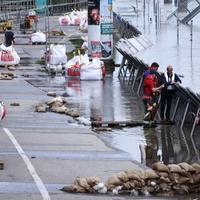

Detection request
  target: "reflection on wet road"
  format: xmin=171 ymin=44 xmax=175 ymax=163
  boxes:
xmin=28 ymin=67 xmax=200 ymax=166
xmin=98 ymin=124 xmax=200 ymax=166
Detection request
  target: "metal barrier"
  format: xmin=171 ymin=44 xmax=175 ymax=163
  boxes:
xmin=0 ymin=0 xmax=87 ymax=21
xmin=48 ymin=0 xmax=87 ymax=15
xmin=113 ymin=12 xmax=142 ymax=38
xmin=117 ymin=39 xmax=200 ymax=135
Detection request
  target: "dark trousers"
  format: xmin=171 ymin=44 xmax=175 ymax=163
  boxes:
xmin=160 ymin=93 xmax=173 ymax=120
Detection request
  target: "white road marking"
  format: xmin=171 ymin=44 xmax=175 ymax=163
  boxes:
xmin=3 ymin=128 xmax=51 ymax=200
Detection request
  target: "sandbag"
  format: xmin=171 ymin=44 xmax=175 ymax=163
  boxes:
xmin=80 ymin=58 xmax=104 ymax=80
xmin=152 ymin=162 xmax=169 ymax=173
xmin=143 ymin=169 xmax=159 ymax=180
xmin=168 ymin=164 xmax=183 ymax=174
xmin=106 ymin=175 xmax=122 ymax=186
xmin=86 ymin=176 xmax=100 ymax=186
xmin=122 ymin=181 xmax=135 ymax=190
xmin=125 ymin=169 xmax=142 ymax=181
xmin=67 ymin=64 xmax=81 ymax=77
xmin=192 ymin=173 xmax=200 ymax=184
xmin=76 ymin=178 xmax=91 ymax=192
xmin=49 ymin=44 xmax=67 ymax=65
xmin=31 ymin=31 xmax=46 ymax=43
xmin=0 ymin=44 xmax=20 ymax=66
xmin=116 ymin=171 xmax=129 ymax=183
xmin=66 ymin=54 xmax=89 ymax=77
xmin=79 ymin=18 xmax=88 ymax=32
xmin=157 ymin=172 xmax=169 ymax=178
xmin=191 ymin=163 xmax=200 ymax=173
xmin=178 ymin=162 xmax=196 ymax=173
xmin=59 ymin=15 xmax=71 ymax=25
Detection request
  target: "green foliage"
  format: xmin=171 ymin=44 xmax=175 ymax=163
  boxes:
xmin=35 ymin=59 xmax=45 ymax=65
xmin=69 ymin=38 xmax=84 ymax=49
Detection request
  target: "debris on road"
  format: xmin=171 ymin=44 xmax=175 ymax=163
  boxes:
xmin=0 ymin=72 xmax=15 ymax=80
xmin=10 ymin=102 xmax=20 ymax=106
xmin=35 ymin=96 xmax=80 ymax=118
xmin=0 ymin=160 xmax=4 ymax=170
xmin=47 ymin=91 xmax=57 ymax=97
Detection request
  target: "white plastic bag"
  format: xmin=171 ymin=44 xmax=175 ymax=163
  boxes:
xmin=0 ymin=44 xmax=20 ymax=65
xmin=59 ymin=15 xmax=71 ymax=26
xmin=49 ymin=44 xmax=67 ymax=65
xmin=80 ymin=58 xmax=103 ymax=80
xmin=31 ymin=31 xmax=46 ymax=44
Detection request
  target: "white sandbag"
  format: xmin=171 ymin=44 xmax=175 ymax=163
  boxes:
xmin=59 ymin=15 xmax=71 ymax=26
xmin=65 ymin=54 xmax=89 ymax=78
xmin=80 ymin=58 xmax=103 ymax=80
xmin=71 ymin=16 xmax=81 ymax=25
xmin=0 ymin=44 xmax=20 ymax=65
xmin=49 ymin=44 xmax=67 ymax=65
xmin=31 ymin=31 xmax=46 ymax=43
xmin=79 ymin=18 xmax=88 ymax=32
xmin=66 ymin=54 xmax=89 ymax=69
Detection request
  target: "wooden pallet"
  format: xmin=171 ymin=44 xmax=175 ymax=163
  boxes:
xmin=91 ymin=120 xmax=175 ymax=128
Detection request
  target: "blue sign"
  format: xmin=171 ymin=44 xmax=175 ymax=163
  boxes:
xmin=36 ymin=0 xmax=47 ymax=13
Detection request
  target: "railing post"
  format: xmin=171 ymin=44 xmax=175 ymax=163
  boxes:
xmin=190 ymin=108 xmax=200 ymax=137
xmin=118 ymin=56 xmax=126 ymax=78
xmin=181 ymin=101 xmax=190 ymax=129
xmin=172 ymin=96 xmax=180 ymax=121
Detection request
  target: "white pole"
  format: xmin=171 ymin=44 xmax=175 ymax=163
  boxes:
xmin=172 ymin=0 xmax=175 ymax=8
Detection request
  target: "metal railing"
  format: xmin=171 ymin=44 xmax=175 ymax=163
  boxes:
xmin=0 ymin=0 xmax=87 ymax=21
xmin=117 ymin=39 xmax=200 ymax=135
xmin=113 ymin=12 xmax=142 ymax=38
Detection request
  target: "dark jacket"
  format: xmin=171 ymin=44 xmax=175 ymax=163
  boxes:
xmin=161 ymin=73 xmax=182 ymax=95
xmin=5 ymin=30 xmax=14 ymax=47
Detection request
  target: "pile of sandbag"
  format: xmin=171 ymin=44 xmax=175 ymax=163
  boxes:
xmin=0 ymin=72 xmax=15 ymax=80
xmin=61 ymin=176 xmax=106 ymax=193
xmin=35 ymin=96 xmax=80 ymax=118
xmin=0 ymin=44 xmax=20 ymax=66
xmin=61 ymin=162 xmax=200 ymax=196
xmin=59 ymin=10 xmax=87 ymax=26
xmin=65 ymin=54 xmax=89 ymax=78
xmin=65 ymin=54 xmax=105 ymax=80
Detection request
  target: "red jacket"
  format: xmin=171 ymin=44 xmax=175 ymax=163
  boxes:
xmin=143 ymin=74 xmax=157 ymax=97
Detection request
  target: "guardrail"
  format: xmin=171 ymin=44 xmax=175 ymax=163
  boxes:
xmin=48 ymin=0 xmax=87 ymax=15
xmin=113 ymin=12 xmax=142 ymax=38
xmin=0 ymin=0 xmax=87 ymax=22
xmin=116 ymin=38 xmax=200 ymax=135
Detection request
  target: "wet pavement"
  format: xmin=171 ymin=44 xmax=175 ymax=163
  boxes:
xmin=0 ymin=9 xmax=199 ymax=199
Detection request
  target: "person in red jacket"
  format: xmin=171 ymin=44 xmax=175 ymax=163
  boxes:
xmin=142 ymin=71 xmax=164 ymax=123
xmin=143 ymin=62 xmax=159 ymax=78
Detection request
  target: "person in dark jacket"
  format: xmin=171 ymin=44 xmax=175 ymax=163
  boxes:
xmin=160 ymin=65 xmax=182 ymax=123
xmin=4 ymin=27 xmax=15 ymax=47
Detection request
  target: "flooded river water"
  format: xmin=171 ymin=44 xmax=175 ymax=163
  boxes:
xmin=28 ymin=66 xmax=200 ymax=168
xmin=22 ymin=0 xmax=200 ymax=167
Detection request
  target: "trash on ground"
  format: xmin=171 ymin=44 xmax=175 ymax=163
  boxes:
xmin=0 ymin=160 xmax=4 ymax=170
xmin=10 ymin=102 xmax=20 ymax=106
